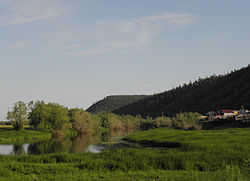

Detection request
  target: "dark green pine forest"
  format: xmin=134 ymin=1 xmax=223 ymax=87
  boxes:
xmin=113 ymin=65 xmax=250 ymax=118
xmin=86 ymin=95 xmax=148 ymax=114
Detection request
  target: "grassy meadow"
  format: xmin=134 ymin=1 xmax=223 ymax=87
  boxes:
xmin=0 ymin=148 xmax=248 ymax=181
xmin=124 ymin=127 xmax=250 ymax=151
xmin=0 ymin=126 xmax=51 ymax=144
xmin=0 ymin=127 xmax=249 ymax=180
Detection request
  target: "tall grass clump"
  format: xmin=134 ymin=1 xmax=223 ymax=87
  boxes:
xmin=0 ymin=147 xmax=248 ymax=180
xmin=124 ymin=128 xmax=250 ymax=177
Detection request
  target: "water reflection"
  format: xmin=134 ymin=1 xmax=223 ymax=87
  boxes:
xmin=0 ymin=144 xmax=29 ymax=156
xmin=85 ymin=145 xmax=106 ymax=153
xmin=0 ymin=130 xmax=135 ymax=155
xmin=13 ymin=144 xmax=25 ymax=155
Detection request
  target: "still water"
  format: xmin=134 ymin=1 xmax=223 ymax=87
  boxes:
xmin=0 ymin=131 xmax=133 ymax=155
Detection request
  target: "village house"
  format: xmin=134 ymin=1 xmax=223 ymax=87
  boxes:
xmin=205 ymin=108 xmax=250 ymax=121
xmin=238 ymin=109 xmax=248 ymax=115
xmin=221 ymin=109 xmax=235 ymax=117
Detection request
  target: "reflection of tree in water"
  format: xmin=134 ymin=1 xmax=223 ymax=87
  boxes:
xmin=100 ymin=129 xmax=130 ymax=142
xmin=28 ymin=137 xmax=72 ymax=154
xmin=71 ymin=134 xmax=101 ymax=153
xmin=28 ymin=141 xmax=52 ymax=154
xmin=53 ymin=136 xmax=72 ymax=153
xmin=12 ymin=144 xmax=25 ymax=156
xmin=101 ymin=131 xmax=111 ymax=142
xmin=109 ymin=129 xmax=133 ymax=138
xmin=26 ymin=130 xmax=135 ymax=154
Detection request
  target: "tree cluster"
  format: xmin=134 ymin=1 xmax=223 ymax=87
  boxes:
xmin=86 ymin=95 xmax=148 ymax=113
xmin=7 ymin=100 xmax=202 ymax=133
xmin=114 ymin=65 xmax=250 ymax=118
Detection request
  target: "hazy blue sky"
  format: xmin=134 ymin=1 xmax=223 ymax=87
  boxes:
xmin=0 ymin=0 xmax=250 ymax=120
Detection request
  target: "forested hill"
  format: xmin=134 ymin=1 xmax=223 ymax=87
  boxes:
xmin=114 ymin=65 xmax=250 ymax=118
xmin=86 ymin=95 xmax=148 ymax=113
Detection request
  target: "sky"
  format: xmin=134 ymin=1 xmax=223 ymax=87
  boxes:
xmin=0 ymin=0 xmax=250 ymax=120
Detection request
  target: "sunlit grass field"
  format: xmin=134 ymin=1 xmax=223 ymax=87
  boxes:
xmin=124 ymin=127 xmax=250 ymax=151
xmin=0 ymin=148 xmax=248 ymax=181
xmin=0 ymin=126 xmax=51 ymax=144
xmin=0 ymin=127 xmax=249 ymax=180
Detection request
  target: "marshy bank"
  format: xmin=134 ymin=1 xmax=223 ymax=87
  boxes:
xmin=0 ymin=126 xmax=137 ymax=155
xmin=0 ymin=128 xmax=249 ymax=180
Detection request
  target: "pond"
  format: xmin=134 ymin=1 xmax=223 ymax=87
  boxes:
xmin=0 ymin=131 xmax=135 ymax=155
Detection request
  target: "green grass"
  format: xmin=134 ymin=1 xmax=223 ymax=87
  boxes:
xmin=0 ymin=127 xmax=249 ymax=180
xmin=124 ymin=127 xmax=250 ymax=151
xmin=0 ymin=126 xmax=51 ymax=144
xmin=123 ymin=128 xmax=250 ymax=179
xmin=0 ymin=149 xmax=247 ymax=181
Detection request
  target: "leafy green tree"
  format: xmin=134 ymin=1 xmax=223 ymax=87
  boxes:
xmin=7 ymin=101 xmax=28 ymax=130
xmin=29 ymin=101 xmax=48 ymax=130
xmin=172 ymin=112 xmax=201 ymax=130
xmin=69 ymin=108 xmax=91 ymax=134
xmin=100 ymin=113 xmax=122 ymax=130
xmin=29 ymin=101 xmax=69 ymax=133
xmin=46 ymin=103 xmax=69 ymax=132
xmin=153 ymin=116 xmax=172 ymax=128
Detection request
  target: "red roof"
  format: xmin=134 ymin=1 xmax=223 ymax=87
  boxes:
xmin=221 ymin=109 xmax=234 ymax=113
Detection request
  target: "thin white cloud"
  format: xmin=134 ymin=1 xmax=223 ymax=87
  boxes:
xmin=8 ymin=42 xmax=28 ymax=48
xmin=198 ymin=38 xmax=220 ymax=43
xmin=62 ymin=13 xmax=195 ymax=56
xmin=59 ymin=44 xmax=81 ymax=50
xmin=65 ymin=47 xmax=113 ymax=56
xmin=0 ymin=0 xmax=66 ymax=26
xmin=39 ymin=29 xmax=82 ymax=44
xmin=116 ymin=13 xmax=195 ymax=33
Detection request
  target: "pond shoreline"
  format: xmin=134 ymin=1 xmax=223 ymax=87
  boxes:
xmin=0 ymin=127 xmax=138 ymax=155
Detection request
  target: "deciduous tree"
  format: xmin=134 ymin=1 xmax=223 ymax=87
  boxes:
xmin=7 ymin=101 xmax=28 ymax=130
